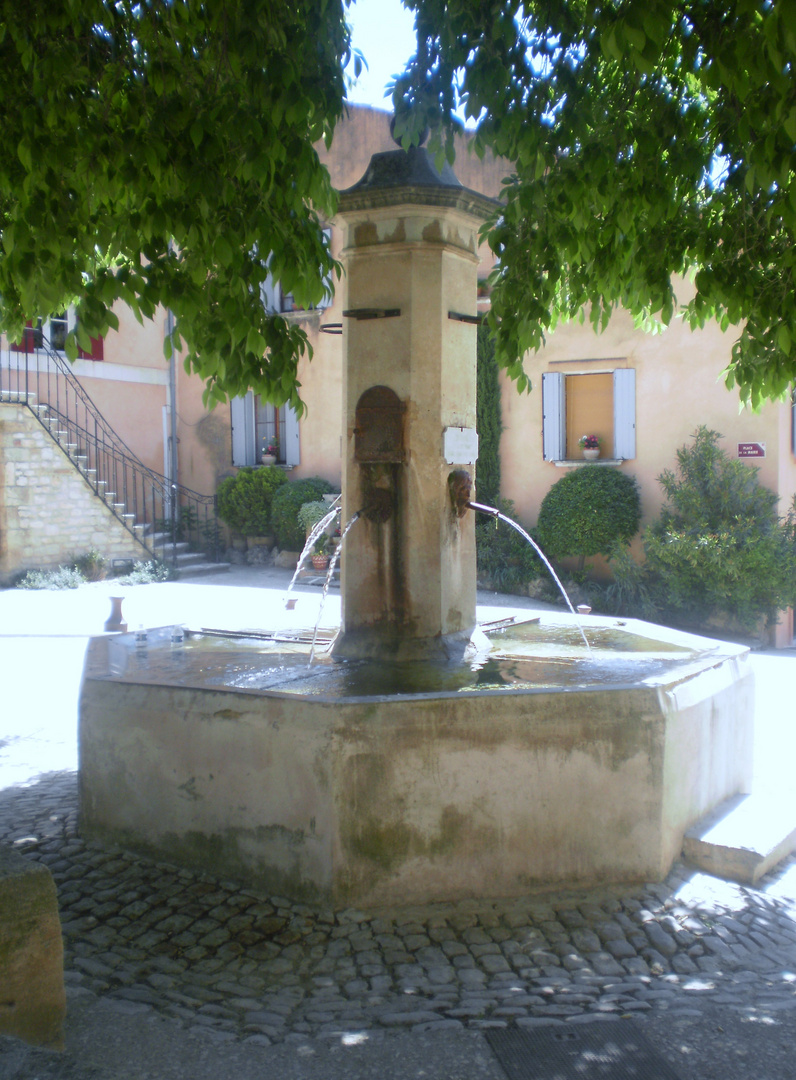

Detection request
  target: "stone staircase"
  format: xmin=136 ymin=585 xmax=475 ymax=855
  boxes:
xmin=1 ymin=372 xmax=229 ymax=579
xmin=146 ymin=533 xmax=231 ymax=578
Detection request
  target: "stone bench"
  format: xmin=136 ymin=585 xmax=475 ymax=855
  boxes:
xmin=0 ymin=846 xmax=65 ymax=1049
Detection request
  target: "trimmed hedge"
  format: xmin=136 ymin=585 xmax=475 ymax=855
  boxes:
xmin=216 ymin=466 xmax=287 ymax=536
xmin=271 ymin=476 xmax=335 ymax=550
xmin=537 ymin=465 xmax=641 ymax=564
xmin=476 ymin=324 xmax=501 ymax=508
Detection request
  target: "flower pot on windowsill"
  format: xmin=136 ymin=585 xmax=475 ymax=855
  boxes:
xmin=582 ymin=448 xmax=600 ymax=460
xmin=261 ymin=453 xmax=277 ymax=466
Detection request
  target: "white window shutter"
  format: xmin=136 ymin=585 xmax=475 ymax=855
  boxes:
xmin=284 ymin=404 xmax=300 ymax=466
xmin=542 ymin=372 xmax=566 ymax=461
xmin=230 ymin=393 xmax=256 ymax=466
xmin=613 ymin=368 xmax=636 ymax=459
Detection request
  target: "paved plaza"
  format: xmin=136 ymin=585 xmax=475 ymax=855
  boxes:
xmin=1 ymin=569 xmax=795 ymax=1078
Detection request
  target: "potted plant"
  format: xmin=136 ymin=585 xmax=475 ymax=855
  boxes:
xmin=578 ymin=434 xmax=602 ymax=460
xmin=311 ymin=536 xmax=332 ymax=571
xmin=261 ymin=437 xmax=279 ymax=465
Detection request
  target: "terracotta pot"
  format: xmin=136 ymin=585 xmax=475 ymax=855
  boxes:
xmin=311 ymin=554 xmax=330 ymax=571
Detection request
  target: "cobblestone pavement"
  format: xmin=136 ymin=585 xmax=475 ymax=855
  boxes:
xmin=3 ymin=771 xmax=796 ymax=1049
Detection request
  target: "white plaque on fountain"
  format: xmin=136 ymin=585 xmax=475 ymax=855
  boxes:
xmin=443 ymin=427 xmax=479 ymax=464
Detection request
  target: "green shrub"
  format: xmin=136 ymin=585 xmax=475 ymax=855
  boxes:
xmin=297 ymin=500 xmax=333 ymax=534
xmin=17 ymin=565 xmax=86 ymax=589
xmin=271 ymin=477 xmax=335 ymax=550
xmin=114 ymin=560 xmax=175 ymax=584
xmin=476 ymin=324 xmax=502 ymax=509
xmin=536 ymin=465 xmax=641 ymax=569
xmin=475 ymin=499 xmax=545 ymax=591
xmin=596 ymin=545 xmax=659 ymax=619
xmin=216 ymin=465 xmax=287 ymax=536
xmin=74 ymin=549 xmax=108 ymax=582
xmin=643 ymin=428 xmax=796 ymax=630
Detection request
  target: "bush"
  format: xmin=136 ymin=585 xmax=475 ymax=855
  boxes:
xmin=296 ymin=500 xmax=333 ymax=534
xmin=74 ymin=549 xmax=108 ymax=582
xmin=476 ymin=324 xmax=502 ymax=508
xmin=114 ymin=560 xmax=175 ymax=584
xmin=17 ymin=565 xmax=86 ymax=589
xmin=271 ymin=477 xmax=335 ymax=550
xmin=536 ymin=465 xmax=641 ymax=569
xmin=216 ymin=466 xmax=287 ymax=536
xmin=643 ymin=428 xmax=796 ymax=630
xmin=475 ymin=499 xmax=545 ymax=592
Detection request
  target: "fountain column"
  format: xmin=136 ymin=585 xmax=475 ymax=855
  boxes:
xmin=334 ymin=140 xmax=496 ymax=660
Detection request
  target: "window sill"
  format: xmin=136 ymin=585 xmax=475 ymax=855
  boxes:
xmin=551 ymin=458 xmax=625 ymax=467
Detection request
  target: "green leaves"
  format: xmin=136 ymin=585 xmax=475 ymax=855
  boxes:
xmin=0 ymin=0 xmax=348 ymax=406
xmin=401 ymin=0 xmax=796 ymax=405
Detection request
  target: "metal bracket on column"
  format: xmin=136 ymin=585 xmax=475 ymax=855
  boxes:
xmin=343 ymin=308 xmax=401 ymax=320
xmin=448 ymin=311 xmax=484 ymax=325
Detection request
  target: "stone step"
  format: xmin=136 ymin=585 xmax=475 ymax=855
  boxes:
xmin=173 ymin=551 xmax=209 ymax=568
xmin=682 ymin=791 xmax=796 ymax=885
xmin=175 ymin=561 xmax=231 ymax=578
xmin=153 ymin=540 xmax=191 ymax=557
xmin=0 ymin=390 xmax=36 ymax=403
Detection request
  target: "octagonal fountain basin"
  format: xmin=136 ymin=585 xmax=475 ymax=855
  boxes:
xmin=78 ymin=615 xmax=753 ymax=907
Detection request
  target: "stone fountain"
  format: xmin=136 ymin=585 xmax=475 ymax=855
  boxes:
xmin=78 ymin=136 xmax=753 ymax=907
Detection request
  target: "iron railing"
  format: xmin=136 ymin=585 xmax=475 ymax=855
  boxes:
xmin=0 ymin=333 xmax=221 ymax=564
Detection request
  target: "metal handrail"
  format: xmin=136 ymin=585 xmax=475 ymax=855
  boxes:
xmin=0 ymin=334 xmax=221 ymax=564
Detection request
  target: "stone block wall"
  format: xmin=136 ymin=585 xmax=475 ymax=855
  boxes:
xmin=0 ymin=403 xmax=148 ymax=584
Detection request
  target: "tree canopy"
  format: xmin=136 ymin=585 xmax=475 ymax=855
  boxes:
xmin=0 ymin=0 xmax=350 ymax=410
xmin=395 ymin=0 xmax=796 ymax=406
xmin=2 ymin=1 xmax=796 ymax=408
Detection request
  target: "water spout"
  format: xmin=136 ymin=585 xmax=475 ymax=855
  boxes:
xmin=308 ymin=511 xmax=362 ymax=665
xmin=467 ymin=501 xmax=592 ymax=653
xmin=284 ymin=501 xmax=342 ymax=609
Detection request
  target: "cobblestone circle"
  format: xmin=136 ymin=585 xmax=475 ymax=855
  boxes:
xmin=3 ymin=772 xmax=796 ymax=1046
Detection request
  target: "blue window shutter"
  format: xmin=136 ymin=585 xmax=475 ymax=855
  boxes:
xmin=613 ymin=369 xmax=636 ymax=459
xmin=542 ymin=372 xmax=566 ymax=461
xmin=230 ymin=393 xmax=256 ymax=466
xmin=283 ymin=405 xmax=300 ymax=466
xmin=260 ymin=268 xmax=279 ymax=314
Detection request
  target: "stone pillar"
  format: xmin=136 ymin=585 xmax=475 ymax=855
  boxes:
xmin=0 ymin=846 xmax=65 ymax=1049
xmin=334 ymin=144 xmax=496 ymax=660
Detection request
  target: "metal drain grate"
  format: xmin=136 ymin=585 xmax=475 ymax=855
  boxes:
xmin=486 ymin=1020 xmax=685 ymax=1080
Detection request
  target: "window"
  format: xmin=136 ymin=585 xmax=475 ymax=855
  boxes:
xmin=9 ymin=312 xmax=104 ymax=360
xmin=260 ymin=228 xmax=334 ymax=316
xmin=230 ymin=392 xmax=300 ymax=467
xmin=542 ymin=368 xmax=636 ymax=461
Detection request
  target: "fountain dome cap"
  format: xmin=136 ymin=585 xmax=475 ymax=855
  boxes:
xmin=339 ymin=119 xmax=499 ymax=218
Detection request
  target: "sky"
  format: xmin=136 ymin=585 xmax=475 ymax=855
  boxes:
xmin=344 ymin=0 xmax=417 ymax=112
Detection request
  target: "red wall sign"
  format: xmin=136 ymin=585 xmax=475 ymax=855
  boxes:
xmin=737 ymin=443 xmax=766 ymax=458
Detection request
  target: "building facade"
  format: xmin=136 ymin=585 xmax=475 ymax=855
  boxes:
xmin=2 ymin=104 xmax=794 ymax=638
